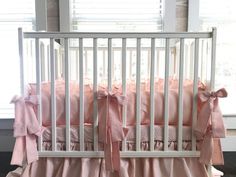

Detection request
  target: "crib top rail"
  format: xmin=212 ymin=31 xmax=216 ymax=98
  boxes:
xmin=22 ymin=30 xmax=215 ymax=39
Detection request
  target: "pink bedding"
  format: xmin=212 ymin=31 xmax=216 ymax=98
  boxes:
xmin=28 ymin=79 xmax=206 ymax=126
xmin=9 ymin=85 xmax=227 ymax=177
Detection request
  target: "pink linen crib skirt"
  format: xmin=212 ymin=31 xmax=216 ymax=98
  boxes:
xmin=8 ymin=126 xmax=211 ymax=177
xmin=7 ymin=157 xmax=209 ymax=177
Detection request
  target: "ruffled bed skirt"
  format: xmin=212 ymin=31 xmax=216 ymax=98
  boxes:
xmin=7 ymin=139 xmax=209 ymax=177
xmin=7 ymin=157 xmax=209 ymax=177
xmin=42 ymin=125 xmax=200 ymax=151
xmin=7 ymin=125 xmax=210 ymax=177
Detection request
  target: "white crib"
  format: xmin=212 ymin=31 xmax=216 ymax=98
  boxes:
xmin=11 ymin=27 xmax=226 ymax=177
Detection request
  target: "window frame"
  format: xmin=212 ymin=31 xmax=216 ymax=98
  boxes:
xmin=35 ymin=0 xmax=47 ymax=31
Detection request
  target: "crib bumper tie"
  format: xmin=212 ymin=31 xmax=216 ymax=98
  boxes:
xmin=97 ymin=90 xmax=127 ymax=172
xmin=10 ymin=96 xmax=43 ymax=166
xmin=195 ymin=88 xmax=227 ymax=165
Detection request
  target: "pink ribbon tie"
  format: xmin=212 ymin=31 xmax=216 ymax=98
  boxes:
xmin=10 ymin=96 xmax=43 ymax=166
xmin=195 ymin=88 xmax=227 ymax=165
xmin=97 ymin=90 xmax=127 ymax=172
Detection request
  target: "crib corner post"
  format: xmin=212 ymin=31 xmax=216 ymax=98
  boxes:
xmin=18 ymin=28 xmax=25 ymax=96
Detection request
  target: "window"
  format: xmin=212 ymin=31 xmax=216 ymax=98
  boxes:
xmin=71 ymin=0 xmax=163 ymax=32
xmin=0 ymin=0 xmax=175 ymax=119
xmin=0 ymin=0 xmax=35 ymax=118
xmin=69 ymin=0 xmax=167 ymax=83
xmin=199 ymin=0 xmax=236 ymax=115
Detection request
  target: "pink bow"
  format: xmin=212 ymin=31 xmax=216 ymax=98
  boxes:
xmin=195 ymin=88 xmax=227 ymax=165
xmin=97 ymin=90 xmax=127 ymax=172
xmin=10 ymin=95 xmax=43 ymax=166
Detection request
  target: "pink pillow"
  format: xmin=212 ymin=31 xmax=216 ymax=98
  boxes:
xmin=124 ymin=79 xmax=205 ymax=126
xmin=140 ymin=90 xmax=178 ymax=125
xmin=28 ymin=79 xmax=206 ymax=126
xmin=28 ymin=80 xmax=93 ymax=126
xmin=122 ymin=82 xmax=148 ymax=125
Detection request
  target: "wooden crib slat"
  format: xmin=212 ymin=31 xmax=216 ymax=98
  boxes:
xmin=55 ymin=50 xmax=59 ymax=79
xmin=150 ymin=38 xmax=155 ymax=151
xmin=164 ymin=38 xmax=170 ymax=151
xmin=156 ymin=49 xmax=160 ymax=79
xmin=192 ymin=38 xmax=199 ymax=151
xmin=210 ymin=28 xmax=217 ymax=90
xmin=108 ymin=38 xmax=112 ymax=91
xmin=64 ymin=38 xmax=71 ymax=151
xmin=178 ymin=38 xmax=184 ymax=151
xmin=50 ymin=38 xmax=57 ymax=151
xmin=136 ymin=38 xmax=141 ymax=151
xmin=129 ymin=50 xmax=133 ymax=80
xmin=102 ymin=49 xmax=106 ymax=80
xmin=93 ymin=38 xmax=98 ymax=151
xmin=79 ymin=38 xmax=84 ymax=151
xmin=184 ymin=43 xmax=190 ymax=79
xmin=35 ymin=38 xmax=42 ymax=152
xmin=200 ymin=40 xmax=204 ymax=81
xmin=76 ymin=50 xmax=79 ymax=81
xmin=122 ymin=38 xmax=127 ymax=151
xmin=85 ymin=50 xmax=88 ymax=78
xmin=18 ymin=28 xmax=25 ymax=96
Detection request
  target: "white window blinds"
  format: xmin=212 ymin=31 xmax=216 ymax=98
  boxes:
xmin=199 ymin=0 xmax=236 ymax=115
xmin=0 ymin=0 xmax=35 ymax=31
xmin=71 ymin=0 xmax=163 ymax=32
xmin=0 ymin=0 xmax=35 ymax=118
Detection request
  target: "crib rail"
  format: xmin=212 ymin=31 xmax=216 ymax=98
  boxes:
xmin=23 ymin=31 xmax=212 ymax=39
xmin=39 ymin=151 xmax=200 ymax=158
xmin=18 ymin=28 xmax=216 ymax=159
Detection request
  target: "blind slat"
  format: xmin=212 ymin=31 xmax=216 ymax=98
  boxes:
xmin=71 ymin=0 xmax=163 ymax=32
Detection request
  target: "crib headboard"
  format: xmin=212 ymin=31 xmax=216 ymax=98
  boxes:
xmin=17 ymin=28 xmax=217 ymax=160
